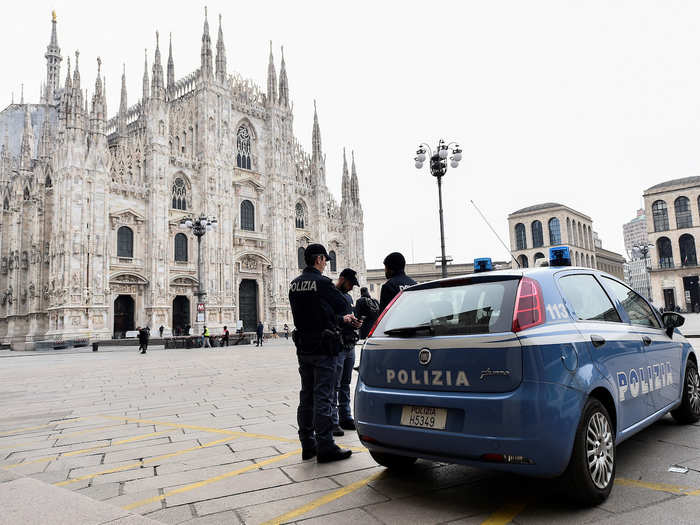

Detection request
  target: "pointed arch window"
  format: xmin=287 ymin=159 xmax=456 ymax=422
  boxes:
xmin=174 ymin=233 xmax=188 ymax=262
xmin=548 ymin=217 xmax=561 ymax=245
xmin=675 ymin=196 xmax=692 ymax=229
xmin=531 ymin=221 xmax=543 ymax=248
xmin=515 ymin=223 xmax=527 ymax=250
xmin=236 ymin=126 xmax=251 ymax=170
xmin=329 ymin=250 xmax=337 ymax=272
xmin=171 ymin=177 xmax=187 ymax=210
xmin=3 ymin=197 xmax=8 ymax=211
xmin=297 ymin=247 xmax=305 ymax=269
xmin=23 ymin=187 xmax=30 ymax=200
xmin=45 ymin=174 xmax=52 ymax=188
xmin=240 ymin=200 xmax=255 ymax=231
xmin=117 ymin=226 xmax=134 ymax=258
xmin=652 ymin=200 xmax=669 ymax=232
xmin=295 ymin=202 xmax=306 ymax=229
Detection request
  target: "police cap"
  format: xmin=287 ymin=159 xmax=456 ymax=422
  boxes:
xmin=340 ymin=268 xmax=359 ymax=287
xmin=305 ymin=243 xmax=331 ymax=261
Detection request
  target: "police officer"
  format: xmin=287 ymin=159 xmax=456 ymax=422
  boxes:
xmin=289 ymin=244 xmax=361 ymax=463
xmin=332 ymin=268 xmax=360 ymax=435
xmin=379 ymin=252 xmax=417 ymax=311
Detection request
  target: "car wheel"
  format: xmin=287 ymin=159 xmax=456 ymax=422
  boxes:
xmin=671 ymin=361 xmax=700 ymax=424
xmin=370 ymin=451 xmax=417 ymax=470
xmin=563 ymin=398 xmax=615 ymax=506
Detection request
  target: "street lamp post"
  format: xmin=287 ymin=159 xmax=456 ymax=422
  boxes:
xmin=179 ymin=214 xmax=218 ymax=329
xmin=414 ymin=139 xmax=462 ymax=279
xmin=631 ymin=243 xmax=654 ymax=301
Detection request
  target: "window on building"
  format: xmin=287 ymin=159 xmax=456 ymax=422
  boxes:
xmin=531 ymin=221 xmax=543 ymax=248
xmin=657 ymin=236 xmax=673 ymax=268
xmin=517 ymin=254 xmax=528 ymax=268
xmin=23 ymin=187 xmax=30 ymax=200
xmin=236 ymin=126 xmax=251 ymax=170
xmin=548 ymin=217 xmax=561 ymax=245
xmin=652 ymin=200 xmax=669 ymax=232
xmin=174 ymin=233 xmax=188 ymax=262
xmin=117 ymin=226 xmax=134 ymax=258
xmin=240 ymin=200 xmax=255 ymax=231
xmin=679 ymin=233 xmax=697 ymax=266
xmin=297 ymin=247 xmax=305 ymax=269
xmin=295 ymin=202 xmax=306 ymax=229
xmin=558 ymin=274 xmax=621 ymax=323
xmin=2 ymin=197 xmax=8 ymax=210
xmin=515 ymin=223 xmax=527 ymax=250
xmin=675 ymin=196 xmax=693 ymax=229
xmin=534 ymin=252 xmax=544 ymax=264
xmin=171 ymin=177 xmax=187 ymax=210
xmin=329 ymin=250 xmax=337 ymax=272
xmin=45 ymin=175 xmax=52 ymax=188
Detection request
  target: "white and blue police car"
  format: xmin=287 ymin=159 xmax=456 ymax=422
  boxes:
xmin=354 ymin=247 xmax=699 ymax=505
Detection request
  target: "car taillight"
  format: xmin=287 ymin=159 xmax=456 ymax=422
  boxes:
xmin=512 ymin=277 xmax=545 ymax=332
xmin=367 ymin=291 xmax=403 ymax=338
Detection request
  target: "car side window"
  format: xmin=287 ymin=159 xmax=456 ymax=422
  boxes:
xmin=602 ymin=277 xmax=661 ymax=329
xmin=558 ymin=274 xmax=622 ymax=323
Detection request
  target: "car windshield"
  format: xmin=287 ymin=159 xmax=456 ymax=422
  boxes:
xmin=375 ymin=279 xmax=519 ymax=337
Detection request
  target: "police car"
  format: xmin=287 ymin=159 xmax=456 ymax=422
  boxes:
xmin=354 ymin=247 xmax=699 ymax=505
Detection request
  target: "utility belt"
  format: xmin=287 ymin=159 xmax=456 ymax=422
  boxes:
xmin=292 ymin=328 xmax=343 ymax=356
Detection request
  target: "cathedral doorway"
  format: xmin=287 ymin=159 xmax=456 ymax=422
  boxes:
xmin=113 ymin=295 xmax=135 ymax=338
xmin=239 ymin=279 xmax=258 ymax=331
xmin=172 ymin=296 xmax=190 ymax=336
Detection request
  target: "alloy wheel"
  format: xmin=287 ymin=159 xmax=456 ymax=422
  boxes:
xmin=586 ymin=412 xmax=614 ymax=490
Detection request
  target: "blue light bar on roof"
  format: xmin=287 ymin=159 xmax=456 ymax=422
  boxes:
xmin=473 ymin=257 xmax=493 ymax=273
xmin=549 ymin=246 xmax=571 ymax=267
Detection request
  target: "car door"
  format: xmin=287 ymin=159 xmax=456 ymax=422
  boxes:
xmin=556 ymin=272 xmax=650 ymax=431
xmin=601 ymin=277 xmax=681 ymax=412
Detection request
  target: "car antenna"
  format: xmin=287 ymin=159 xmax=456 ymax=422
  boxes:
xmin=469 ymin=200 xmax=521 ymax=269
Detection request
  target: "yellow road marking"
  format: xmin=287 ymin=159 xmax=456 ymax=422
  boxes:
xmin=480 ymin=502 xmax=528 ymax=525
xmin=0 ymin=423 xmax=128 ymax=451
xmin=2 ymin=430 xmax=169 ymax=469
xmin=616 ymin=477 xmax=690 ymax=495
xmin=261 ymin=470 xmax=384 ymax=525
xmin=0 ymin=418 xmax=84 ymax=437
xmin=122 ymin=449 xmax=302 ymax=511
xmin=55 ymin=436 xmax=237 ymax=487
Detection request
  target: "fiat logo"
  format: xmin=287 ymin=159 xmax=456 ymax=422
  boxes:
xmin=418 ymin=348 xmax=432 ymax=366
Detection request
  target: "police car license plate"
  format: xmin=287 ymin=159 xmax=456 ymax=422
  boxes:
xmin=400 ymin=406 xmax=447 ymax=430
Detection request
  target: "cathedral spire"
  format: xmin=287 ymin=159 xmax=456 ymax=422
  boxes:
xmin=142 ymin=48 xmax=149 ymax=103
xmin=72 ymin=51 xmax=84 ymax=126
xmin=120 ymin=64 xmax=128 ymax=115
xmin=20 ymin=105 xmax=34 ymax=170
xmin=151 ymin=31 xmax=165 ymax=99
xmin=341 ymin=147 xmax=350 ymax=204
xmin=167 ymin=33 xmax=175 ymax=90
xmin=312 ymin=100 xmax=322 ymax=164
xmin=200 ymin=7 xmax=213 ymax=78
xmin=39 ymin=101 xmax=52 ymax=159
xmin=91 ymin=57 xmax=106 ymax=130
xmin=215 ymin=14 xmax=226 ymax=83
xmin=44 ymin=10 xmax=62 ymax=104
xmin=278 ymin=45 xmax=289 ymax=108
xmin=351 ymin=150 xmax=360 ymax=204
xmin=266 ymin=41 xmax=277 ymax=106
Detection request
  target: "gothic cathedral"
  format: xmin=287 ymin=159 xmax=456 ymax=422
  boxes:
xmin=0 ymin=11 xmax=366 ymax=348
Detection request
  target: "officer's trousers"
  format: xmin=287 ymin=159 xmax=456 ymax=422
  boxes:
xmin=332 ymin=347 xmax=355 ymax=425
xmin=297 ymin=353 xmax=337 ymax=453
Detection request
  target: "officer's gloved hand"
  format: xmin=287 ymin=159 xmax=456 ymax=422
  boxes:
xmin=343 ymin=314 xmax=362 ymax=329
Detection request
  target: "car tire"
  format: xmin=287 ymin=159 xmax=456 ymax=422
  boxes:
xmin=671 ymin=361 xmax=700 ymax=424
xmin=562 ymin=398 xmax=615 ymax=506
xmin=370 ymin=451 xmax=417 ymax=470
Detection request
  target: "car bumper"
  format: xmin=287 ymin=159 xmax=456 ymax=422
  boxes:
xmin=354 ymin=379 xmax=585 ymax=478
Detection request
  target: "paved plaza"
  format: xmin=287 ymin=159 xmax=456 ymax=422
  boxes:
xmin=1 ymin=340 xmax=700 ymax=524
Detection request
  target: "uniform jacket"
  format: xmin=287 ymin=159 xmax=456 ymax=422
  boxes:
xmin=289 ymin=267 xmax=348 ymax=336
xmin=379 ymin=272 xmax=417 ymax=312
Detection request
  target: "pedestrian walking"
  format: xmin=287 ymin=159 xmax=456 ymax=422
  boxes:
xmin=332 ymin=268 xmax=361 ymax=435
xmin=201 ymin=325 xmax=211 ymax=348
xmin=289 ymin=243 xmax=360 ymax=463
xmin=137 ymin=326 xmax=149 ymax=354
xmin=379 ymin=252 xmax=417 ymax=311
xmin=158 ymin=325 xmax=164 ymax=339
xmin=284 ymin=323 xmax=290 ymax=340
xmin=256 ymin=321 xmax=264 ymax=347
xmin=355 ymin=287 xmax=380 ymax=340
xmin=222 ymin=325 xmax=230 ymax=347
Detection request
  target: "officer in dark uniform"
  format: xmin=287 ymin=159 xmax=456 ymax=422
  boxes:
xmin=289 ymin=243 xmax=361 ymax=463
xmin=379 ymin=252 xmax=417 ymax=311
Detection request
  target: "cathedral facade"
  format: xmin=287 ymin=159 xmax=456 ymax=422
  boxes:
xmin=0 ymin=11 xmax=365 ymax=348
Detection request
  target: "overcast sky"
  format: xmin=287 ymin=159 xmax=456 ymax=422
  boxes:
xmin=3 ymin=1 xmax=699 ymax=269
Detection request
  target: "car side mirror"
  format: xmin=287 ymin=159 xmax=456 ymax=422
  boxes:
xmin=662 ymin=312 xmax=684 ymax=338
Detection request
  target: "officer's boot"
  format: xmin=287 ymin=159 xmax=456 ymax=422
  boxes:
xmin=317 ymin=446 xmax=352 ymax=464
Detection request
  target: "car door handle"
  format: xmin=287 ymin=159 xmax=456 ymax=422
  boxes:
xmin=590 ymin=335 xmax=606 ymax=347
xmin=642 ymin=336 xmax=652 ymax=346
